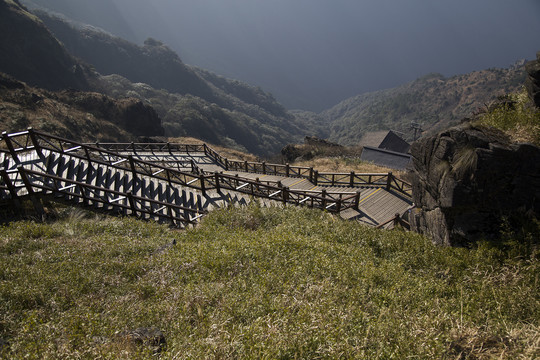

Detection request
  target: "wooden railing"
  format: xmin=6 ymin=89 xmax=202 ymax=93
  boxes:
xmin=0 ymin=129 xmax=369 ymax=218
xmin=14 ymin=167 xmax=205 ymax=226
xmin=90 ymin=139 xmax=413 ymax=197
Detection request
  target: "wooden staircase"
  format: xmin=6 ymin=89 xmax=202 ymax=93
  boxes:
xmin=1 ymin=129 xmax=414 ymax=228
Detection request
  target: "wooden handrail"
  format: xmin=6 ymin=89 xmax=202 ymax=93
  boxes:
xmin=1 ymin=129 xmax=411 ymax=219
xmin=18 ymin=167 xmax=205 ymax=225
xmin=81 ymin=131 xmax=411 ymax=195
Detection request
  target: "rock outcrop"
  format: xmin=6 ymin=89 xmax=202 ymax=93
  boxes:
xmin=0 ymin=73 xmax=163 ymax=140
xmin=410 ymin=123 xmax=540 ymax=246
xmin=525 ymin=51 xmax=540 ymax=108
xmin=55 ymin=90 xmax=164 ymax=137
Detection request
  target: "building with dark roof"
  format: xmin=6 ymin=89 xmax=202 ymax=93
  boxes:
xmin=378 ymin=131 xmax=411 ymax=153
xmin=359 ymin=130 xmax=410 ymax=153
xmin=360 ymin=146 xmax=412 ymax=170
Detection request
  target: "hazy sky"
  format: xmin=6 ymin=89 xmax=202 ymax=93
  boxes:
xmin=25 ymin=0 xmax=540 ymax=110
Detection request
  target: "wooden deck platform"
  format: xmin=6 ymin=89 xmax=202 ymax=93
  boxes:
xmin=1 ymin=130 xmax=414 ymax=228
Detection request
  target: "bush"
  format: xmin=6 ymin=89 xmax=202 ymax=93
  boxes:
xmin=478 ymin=89 xmax=540 ymax=145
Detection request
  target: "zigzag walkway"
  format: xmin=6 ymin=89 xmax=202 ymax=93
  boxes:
xmin=92 ymin=142 xmax=414 ymax=228
xmin=1 ymin=129 xmax=413 ymax=229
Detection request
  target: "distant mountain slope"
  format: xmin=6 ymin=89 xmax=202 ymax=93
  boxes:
xmin=36 ymin=10 xmax=291 ymax=119
xmin=323 ymin=68 xmax=526 ymax=145
xmin=94 ymin=74 xmax=298 ymax=155
xmin=0 ymin=0 xmax=89 ymax=91
xmin=34 ymin=10 xmax=309 ymax=156
xmin=0 ymin=72 xmax=164 ymax=141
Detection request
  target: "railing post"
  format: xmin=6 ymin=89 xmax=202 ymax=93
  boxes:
xmin=166 ymin=169 xmax=173 ymax=187
xmin=282 ymin=186 xmax=289 ymax=203
xmin=27 ymin=127 xmax=44 ymax=159
xmin=84 ymin=146 xmax=91 ymax=162
xmin=386 ymin=172 xmax=393 ymax=191
xmin=314 ymin=170 xmax=318 ymax=185
xmin=262 ymin=161 xmax=266 ymax=175
xmin=18 ymin=166 xmax=45 ymax=215
xmin=199 ymin=174 xmax=206 ymax=195
xmin=127 ymin=192 xmax=137 ymax=217
xmin=167 ymin=205 xmax=175 ymax=226
xmin=2 ymin=131 xmax=20 ymax=164
xmin=78 ymin=183 xmax=89 ymax=206
xmin=309 ymin=167 xmax=314 ymax=183
xmin=130 ymin=142 xmax=137 ymax=156
xmin=244 ymin=161 xmax=249 ymax=173
xmin=1 ymin=170 xmax=22 ymax=210
xmin=215 ymin=173 xmax=221 ymax=192
xmin=321 ymin=189 xmax=327 ymax=209
xmin=225 ymin=158 xmax=229 ymax=171
xmin=18 ymin=166 xmax=33 ymax=195
xmin=203 ymin=143 xmax=208 ymax=155
xmin=191 ymin=160 xmax=198 ymax=174
xmin=286 ymin=163 xmax=290 ymax=177
xmin=128 ymin=155 xmax=137 ymax=181
xmin=393 ymin=213 xmax=400 ymax=228
xmin=350 ymin=171 xmax=355 ymax=187
xmin=353 ymin=191 xmax=361 ymax=211
xmin=167 ymin=142 xmax=173 ymax=156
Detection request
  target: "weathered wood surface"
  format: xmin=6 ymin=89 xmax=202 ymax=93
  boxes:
xmin=1 ymin=129 xmax=413 ymax=228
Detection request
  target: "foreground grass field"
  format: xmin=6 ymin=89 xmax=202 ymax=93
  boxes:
xmin=0 ymin=205 xmax=538 ymax=359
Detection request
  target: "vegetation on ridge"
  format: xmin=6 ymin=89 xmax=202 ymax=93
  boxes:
xmin=0 ymin=205 xmax=538 ymax=359
xmin=34 ymin=10 xmax=310 ymax=156
xmin=475 ymin=88 xmax=540 ymax=145
xmin=321 ymin=68 xmax=526 ymax=145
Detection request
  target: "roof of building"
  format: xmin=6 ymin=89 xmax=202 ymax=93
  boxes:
xmin=360 ymin=146 xmax=412 ymax=170
xmin=378 ymin=131 xmax=411 ymax=153
xmin=359 ymin=130 xmax=411 ymax=154
xmin=358 ymin=131 xmax=389 ymax=148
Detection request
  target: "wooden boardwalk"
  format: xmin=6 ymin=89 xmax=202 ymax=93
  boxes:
xmin=1 ymin=129 xmax=413 ymax=228
xmin=102 ymin=149 xmax=413 ymax=227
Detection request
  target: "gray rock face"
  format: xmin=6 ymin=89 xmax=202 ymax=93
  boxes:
xmin=410 ymin=124 xmax=540 ymax=246
xmin=525 ymin=51 xmax=540 ymax=108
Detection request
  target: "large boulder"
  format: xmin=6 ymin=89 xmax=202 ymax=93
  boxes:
xmin=525 ymin=51 xmax=540 ymax=108
xmin=410 ymin=123 xmax=540 ymax=246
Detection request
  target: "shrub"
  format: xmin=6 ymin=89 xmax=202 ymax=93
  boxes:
xmin=477 ymin=89 xmax=540 ymax=145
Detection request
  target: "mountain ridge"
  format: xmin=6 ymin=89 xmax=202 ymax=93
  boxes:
xmin=320 ymin=66 xmax=526 ymax=145
xmin=0 ymin=0 xmax=533 ymax=157
xmin=0 ymin=0 xmax=90 ymax=91
xmin=34 ymin=9 xmax=312 ymax=156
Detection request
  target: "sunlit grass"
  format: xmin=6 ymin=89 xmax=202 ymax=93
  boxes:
xmin=476 ymin=89 xmax=540 ymax=145
xmin=0 ymin=205 xmax=538 ymax=359
xmin=293 ymin=157 xmax=400 ymax=175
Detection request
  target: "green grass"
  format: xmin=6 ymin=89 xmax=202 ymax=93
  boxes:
xmin=0 ymin=205 xmax=538 ymax=359
xmin=476 ymin=89 xmax=540 ymax=145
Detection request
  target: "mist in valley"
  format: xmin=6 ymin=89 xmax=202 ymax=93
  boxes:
xmin=23 ymin=0 xmax=540 ymax=111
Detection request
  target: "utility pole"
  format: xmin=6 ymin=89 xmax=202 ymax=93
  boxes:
xmin=410 ymin=122 xmax=423 ymax=141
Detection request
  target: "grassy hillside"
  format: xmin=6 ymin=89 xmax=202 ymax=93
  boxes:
xmin=323 ymin=68 xmax=526 ymax=145
xmin=0 ymin=205 xmax=538 ymax=359
xmin=0 ymin=73 xmax=164 ymax=142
